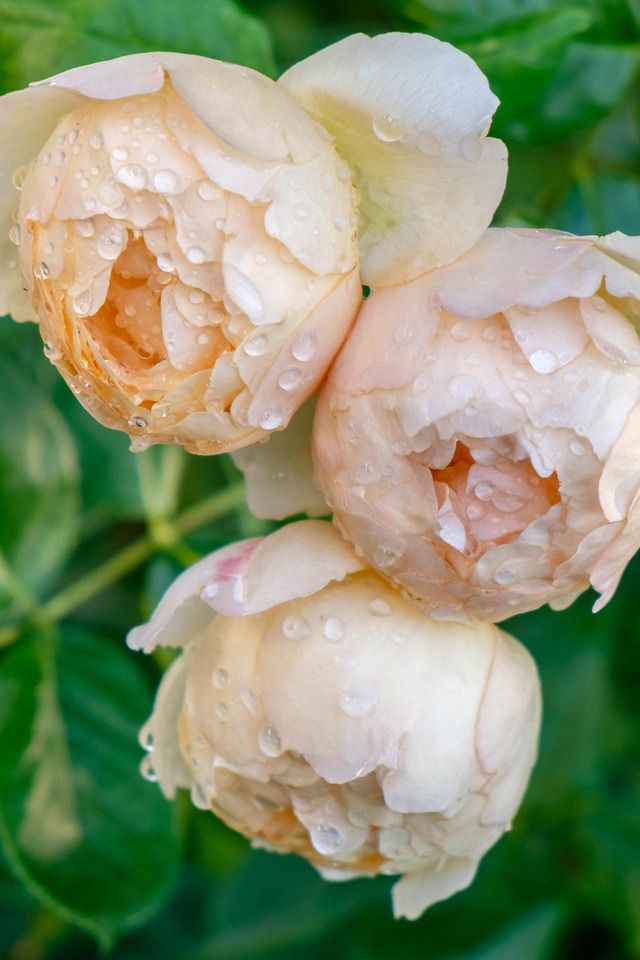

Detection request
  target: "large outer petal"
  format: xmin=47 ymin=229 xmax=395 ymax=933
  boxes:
xmin=280 ymin=33 xmax=507 ymax=286
xmin=0 ymin=85 xmax=84 ymax=321
xmin=127 ymin=520 xmax=365 ymax=652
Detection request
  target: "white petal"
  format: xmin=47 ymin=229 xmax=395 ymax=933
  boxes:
xmin=580 ymin=295 xmax=640 ymax=365
xmin=280 ymin=32 xmax=506 ymax=286
xmin=599 ymin=405 xmax=640 ymax=521
xmin=142 ymin=656 xmax=192 ymax=799
xmin=392 ymin=857 xmax=478 ymax=920
xmin=0 ymin=85 xmax=84 ymax=320
xmin=232 ymin=400 xmax=329 ymax=519
xmin=505 ymin=299 xmax=588 ymax=373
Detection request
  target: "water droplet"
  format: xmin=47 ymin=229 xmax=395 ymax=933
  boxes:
xmin=258 ymin=725 xmax=283 ymax=757
xmin=259 ymin=408 xmax=283 ymax=430
xmin=142 ymin=730 xmax=154 ymax=751
xmin=187 ymin=245 xmax=206 ymax=264
xmin=197 ymin=180 xmax=218 ymax=201
xmin=68 ymin=129 xmax=79 ymax=145
xmin=372 ymin=114 xmax=403 ymax=142
xmin=282 ymin=615 xmax=310 ymax=640
xmin=12 ymin=165 xmax=28 ymax=190
xmin=83 ymin=197 xmax=96 ymax=212
xmin=449 ymin=375 xmax=480 ymax=402
xmin=73 ymin=290 xmax=92 ymax=316
xmin=278 ymin=367 xmax=302 ymax=391
xmin=89 ymin=131 xmax=103 ymax=149
xmin=529 ymin=349 xmax=558 ymax=374
xmin=450 ymin=321 xmax=471 ymax=341
xmin=474 ymin=481 xmax=496 ymax=501
xmin=215 ymin=701 xmax=229 ymax=720
xmin=140 ymin=754 xmax=157 ymax=782
xmin=310 ymin=823 xmax=342 ymax=855
xmin=373 ymin=546 xmax=400 ymax=568
xmin=340 ymin=686 xmax=377 ymax=717
xmin=495 ymin=568 xmax=516 ymax=585
xmin=54 ymin=150 xmax=66 ymax=167
xmin=153 ymin=169 xmax=179 ymax=193
xmin=157 ymin=252 xmax=175 ymax=273
xmin=570 ymin=439 xmax=587 ymax=456
xmin=213 ymin=667 xmax=229 ymax=689
xmin=241 ymin=689 xmax=259 ymax=716
xmin=295 ymin=205 xmax=308 ymax=220
xmin=128 ymin=415 xmax=148 ymax=430
xmin=241 ymin=333 xmax=267 ymax=358
xmin=111 ymin=145 xmax=129 ymax=162
xmin=8 ymin=224 xmax=20 ymax=245
xmin=42 ymin=153 xmax=51 ymax=166
xmin=98 ymin=226 xmax=126 ymax=261
xmin=466 ymin=502 xmax=485 ymax=520
xmin=514 ymin=389 xmax=530 ymax=404
xmin=117 ymin=163 xmax=147 ymax=190
xmin=482 ymin=325 xmax=497 ymax=343
xmin=196 ymin=332 xmax=210 ymax=346
xmin=34 ymin=261 xmax=50 ymax=280
xmin=333 ymin=214 xmax=346 ymax=231
xmin=369 ymin=598 xmax=391 ymax=616
xmin=292 ymin=331 xmax=316 ymax=362
xmin=323 ymin=617 xmax=344 ymax=642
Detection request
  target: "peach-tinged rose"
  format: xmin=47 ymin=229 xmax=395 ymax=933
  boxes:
xmin=128 ymin=520 xmax=541 ymax=920
xmin=0 ymin=53 xmax=360 ymax=452
xmin=313 ymin=228 xmax=640 ymax=621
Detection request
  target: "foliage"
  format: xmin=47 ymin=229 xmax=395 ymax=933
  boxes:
xmin=0 ymin=0 xmax=639 ymax=957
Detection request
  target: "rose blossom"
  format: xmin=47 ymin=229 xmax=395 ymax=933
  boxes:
xmin=0 ymin=34 xmax=507 ymax=451
xmin=128 ymin=520 xmax=541 ymax=920
xmin=0 ymin=52 xmax=360 ymax=452
xmin=312 ymin=228 xmax=640 ymax=621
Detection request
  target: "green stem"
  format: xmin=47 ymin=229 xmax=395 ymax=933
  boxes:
xmin=3 ymin=482 xmax=245 ymax=640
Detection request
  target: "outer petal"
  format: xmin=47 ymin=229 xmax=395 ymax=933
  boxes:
xmin=0 ymin=85 xmax=84 ymax=321
xmin=127 ymin=520 xmax=364 ymax=652
xmin=139 ymin=656 xmax=192 ymax=799
xmin=280 ymin=33 xmax=507 ymax=286
xmin=232 ymin=400 xmax=329 ymax=519
xmin=392 ymin=858 xmax=478 ymax=920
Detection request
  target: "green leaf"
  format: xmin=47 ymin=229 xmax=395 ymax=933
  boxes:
xmin=192 ymin=850 xmax=375 ymax=959
xmin=559 ymin=173 xmax=640 ymax=236
xmin=0 ymin=0 xmax=275 ymax=90
xmin=450 ymin=902 xmax=565 ymax=960
xmin=0 ymin=341 xmax=79 ymax=621
xmin=531 ymin=41 xmax=638 ymax=140
xmin=0 ymin=627 xmax=179 ymax=947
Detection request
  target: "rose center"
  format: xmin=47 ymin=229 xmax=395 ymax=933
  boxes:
xmin=431 ymin=442 xmax=560 ymax=553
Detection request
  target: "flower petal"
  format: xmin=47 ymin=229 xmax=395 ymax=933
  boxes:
xmin=392 ymin=857 xmax=478 ymax=920
xmin=0 ymin=85 xmax=84 ymax=321
xmin=280 ymin=32 xmax=506 ymax=286
xmin=232 ymin=400 xmax=329 ymax=519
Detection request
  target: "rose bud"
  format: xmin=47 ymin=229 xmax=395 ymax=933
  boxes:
xmin=312 ymin=228 xmax=640 ymax=621
xmin=1 ymin=35 xmax=506 ymax=452
xmin=128 ymin=520 xmax=541 ymax=920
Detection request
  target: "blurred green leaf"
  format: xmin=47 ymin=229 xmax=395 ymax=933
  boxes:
xmin=0 ymin=344 xmax=79 ymax=621
xmin=0 ymin=627 xmax=179 ymax=947
xmin=559 ymin=172 xmax=640 ymax=235
xmin=192 ymin=851 xmax=376 ymax=959
xmin=533 ymin=42 xmax=638 ymax=140
xmin=0 ymin=0 xmax=275 ymax=90
xmin=450 ymin=902 xmax=565 ymax=960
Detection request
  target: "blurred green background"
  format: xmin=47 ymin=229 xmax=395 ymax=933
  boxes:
xmin=1 ymin=0 xmax=640 ymax=957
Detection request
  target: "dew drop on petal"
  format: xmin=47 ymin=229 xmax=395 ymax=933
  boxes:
xmin=212 ymin=667 xmax=230 ymax=689
xmin=215 ymin=701 xmax=229 ymax=720
xmin=340 ymin=686 xmax=377 ymax=718
xmin=529 ymin=349 xmax=558 ymax=374
xmin=128 ymin=415 xmax=148 ymax=430
xmin=372 ymin=114 xmax=403 ymax=142
xmin=278 ymin=367 xmax=302 ymax=391
xmin=197 ymin=180 xmax=219 ymax=201
xmin=153 ymin=169 xmax=179 ymax=193
xmin=140 ymin=754 xmax=157 ymax=782
xmin=75 ymin=218 xmax=95 ymax=238
xmin=98 ymin=226 xmax=126 ymax=261
xmin=8 ymin=224 xmax=20 ymax=245
xmin=292 ymin=331 xmax=316 ymax=362
xmin=259 ymin=408 xmax=283 ymax=430
xmin=89 ymin=132 xmax=103 ymax=149
xmin=117 ymin=163 xmax=147 ymax=190
xmin=34 ymin=261 xmax=50 ymax=280
xmin=282 ymin=615 xmax=310 ymax=640
xmin=241 ymin=689 xmax=259 ymax=716
xmin=187 ymin=245 xmax=206 ymax=264
xmin=310 ymin=823 xmax=342 ymax=855
xmin=258 ymin=725 xmax=283 ymax=757
xmin=323 ymin=617 xmax=344 ymax=642
xmin=369 ymin=598 xmax=391 ymax=616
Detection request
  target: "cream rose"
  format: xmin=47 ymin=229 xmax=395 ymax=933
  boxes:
xmin=0 ymin=35 xmax=506 ymax=451
xmin=128 ymin=520 xmax=541 ymax=920
xmin=312 ymin=228 xmax=640 ymax=621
